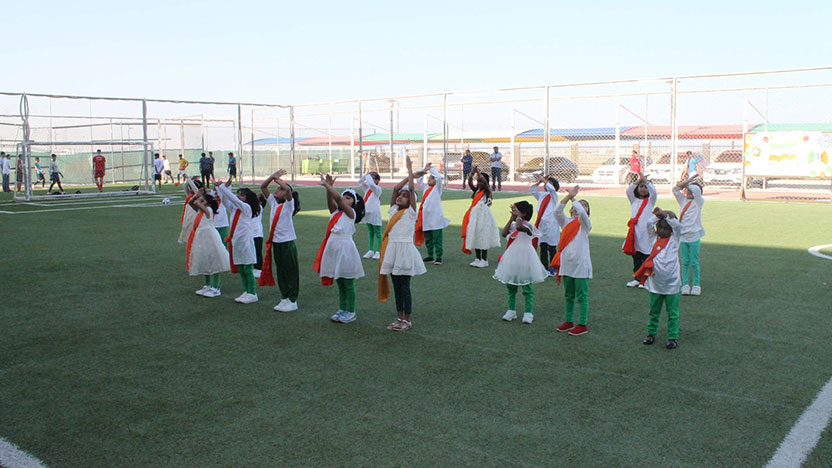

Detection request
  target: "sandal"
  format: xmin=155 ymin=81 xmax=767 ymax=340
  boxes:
xmin=387 ymin=319 xmax=403 ymax=330
xmin=394 ymin=320 xmax=412 ymax=331
xmin=642 ymin=335 xmax=655 ymax=345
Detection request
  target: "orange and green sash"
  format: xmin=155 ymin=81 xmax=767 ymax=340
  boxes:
xmin=257 ymin=203 xmax=284 ymax=287
xmin=623 ymin=197 xmax=649 ymax=256
xmin=550 ymin=218 xmax=581 ymax=285
xmin=634 ymin=236 xmax=670 ymax=284
xmin=225 ymin=209 xmax=242 ymax=273
xmin=461 ymin=190 xmax=485 ymax=254
xmin=313 ymin=211 xmax=345 ymax=286
xmin=414 ymin=186 xmax=433 ymax=246
xmin=185 ymin=211 xmax=205 ymax=270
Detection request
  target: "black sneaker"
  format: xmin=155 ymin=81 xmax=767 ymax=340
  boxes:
xmin=666 ymin=339 xmax=678 ymax=350
xmin=433 ymin=258 xmax=443 ymax=265
xmin=423 ymin=257 xmax=434 ymax=263
xmin=642 ymin=335 xmax=655 ymax=345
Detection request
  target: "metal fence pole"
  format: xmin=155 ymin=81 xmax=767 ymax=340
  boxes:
xmin=290 ymin=106 xmax=296 ymax=184
xmin=20 ymin=93 xmax=31 ymax=201
xmin=670 ymin=77 xmax=678 ymax=187
xmin=237 ymin=103 xmax=244 ymax=184
xmin=350 ymin=116 xmax=355 ymax=176
xmin=741 ymin=98 xmax=749 ymax=200
xmin=422 ymin=112 xmax=428 ymax=169
xmin=250 ymin=109 xmax=256 ymax=184
xmin=328 ymin=113 xmax=333 ymax=175
xmin=510 ymin=109 xmax=516 ymax=184
xmin=544 ymin=86 xmax=550 ymax=180
xmin=615 ymin=103 xmax=621 ymax=182
xmin=389 ymin=100 xmax=395 ymax=179
xmin=358 ymin=101 xmax=364 ymax=176
xmin=142 ymin=99 xmax=150 ymax=192
xmin=442 ymin=93 xmax=448 ymax=188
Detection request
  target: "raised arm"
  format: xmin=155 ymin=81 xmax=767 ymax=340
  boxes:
xmin=274 ymin=175 xmax=293 ymax=203
xmin=216 ymin=180 xmax=246 ymax=212
xmin=467 ymin=168 xmax=478 ymax=192
xmin=544 ymin=178 xmax=560 ymax=203
xmin=647 ymin=180 xmax=657 ymax=200
xmin=321 ymin=174 xmax=355 ymax=218
xmin=260 ymin=169 xmax=285 ymax=198
xmin=501 ymin=204 xmax=519 ymax=237
xmin=391 ymin=176 xmax=409 ymax=206
xmin=688 ymin=183 xmax=703 ymax=205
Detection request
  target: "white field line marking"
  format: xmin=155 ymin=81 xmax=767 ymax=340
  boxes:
xmin=808 ymin=244 xmax=832 ymax=261
xmin=0 ymin=203 xmax=171 ymax=215
xmin=765 ymin=376 xmax=832 ymax=468
xmin=0 ymin=437 xmax=47 ymax=468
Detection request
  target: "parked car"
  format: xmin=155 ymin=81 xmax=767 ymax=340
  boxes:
xmin=515 ymin=157 xmax=578 ymax=183
xmin=702 ymin=150 xmax=763 ymax=187
xmin=646 ymin=152 xmax=694 ymax=184
xmin=591 ymin=156 xmax=653 ymax=184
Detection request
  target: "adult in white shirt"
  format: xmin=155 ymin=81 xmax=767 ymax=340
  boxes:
xmin=490 ymin=146 xmax=503 ymax=191
xmin=153 ymin=153 xmax=165 ymax=190
xmin=0 ymin=152 xmax=10 ymax=192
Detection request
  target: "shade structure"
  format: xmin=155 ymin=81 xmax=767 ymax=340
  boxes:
xmin=296 ymin=136 xmax=355 ymax=146
xmin=246 ymin=137 xmax=302 ymax=145
xmin=514 ymin=127 xmax=620 ymax=142
xmin=621 ymin=125 xmax=745 ymax=140
xmin=428 ymin=130 xmax=515 ymax=144
xmin=748 ymin=123 xmax=832 ymax=132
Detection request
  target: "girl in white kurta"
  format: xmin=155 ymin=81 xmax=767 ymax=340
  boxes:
xmin=462 ymin=167 xmax=501 ymax=267
xmin=210 ymin=186 xmax=230 ymax=244
xmin=216 ymin=180 xmax=260 ymax=304
xmin=672 ymin=176 xmax=706 ymax=296
xmin=494 ymin=201 xmax=549 ymax=325
xmin=314 ymin=174 xmax=366 ymax=324
xmin=623 ymin=173 xmax=657 ymax=287
xmin=530 ymin=174 xmax=560 ymax=270
xmin=380 ymin=158 xmax=427 ymax=331
xmin=178 ymin=179 xmax=201 ymax=244
xmin=359 ymin=172 xmax=383 ymax=259
xmin=413 ymin=163 xmax=450 ymax=264
xmin=188 ymin=191 xmax=230 ymax=298
xmin=553 ymin=185 xmax=593 ymax=336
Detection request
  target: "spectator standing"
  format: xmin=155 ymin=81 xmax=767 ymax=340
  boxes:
xmin=153 ymin=153 xmax=164 ymax=191
xmin=162 ymin=155 xmax=174 ymax=184
xmin=208 ymin=151 xmax=216 ymax=184
xmin=628 ymin=150 xmax=642 ymax=185
xmin=92 ymin=149 xmax=106 ymax=192
xmin=199 ymin=152 xmax=212 ymax=188
xmin=177 ymin=154 xmax=189 ymax=184
xmin=33 ymin=157 xmax=46 ymax=188
xmin=461 ymin=149 xmax=473 ymax=189
xmin=228 ymin=152 xmax=238 ymax=184
xmin=490 ymin=146 xmax=503 ymax=191
xmin=48 ymin=154 xmax=64 ymax=194
xmin=1 ymin=152 xmax=10 ymax=192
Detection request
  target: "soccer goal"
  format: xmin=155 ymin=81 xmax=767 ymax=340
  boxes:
xmin=14 ymin=140 xmax=155 ymax=201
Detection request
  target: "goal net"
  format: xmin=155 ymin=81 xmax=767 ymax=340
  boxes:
xmin=14 ymin=140 xmax=155 ymax=201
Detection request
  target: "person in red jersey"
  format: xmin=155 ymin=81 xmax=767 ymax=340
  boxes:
xmin=92 ymin=149 xmax=106 ymax=192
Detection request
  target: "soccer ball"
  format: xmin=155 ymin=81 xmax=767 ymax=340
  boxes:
xmin=162 ymin=198 xmax=171 ymax=205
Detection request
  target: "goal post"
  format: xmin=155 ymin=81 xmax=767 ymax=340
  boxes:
xmin=15 ymin=139 xmax=155 ymax=201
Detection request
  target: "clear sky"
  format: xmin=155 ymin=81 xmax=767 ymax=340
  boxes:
xmin=4 ymin=0 xmax=831 ymax=105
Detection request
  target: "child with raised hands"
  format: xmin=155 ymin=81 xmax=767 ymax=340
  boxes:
xmin=493 ymin=200 xmax=549 ymax=324
xmin=378 ymin=157 xmax=426 ymax=331
xmin=552 ymin=185 xmax=593 ymax=336
xmin=216 ymin=179 xmax=261 ymax=304
xmin=635 ymin=207 xmax=682 ymax=349
xmin=672 ymin=175 xmax=705 ymax=296
xmin=259 ymin=170 xmax=301 ymax=312
xmin=187 ymin=187 xmax=230 ymax=298
xmin=412 ymin=162 xmax=450 ymax=265
xmin=313 ymin=173 xmax=366 ymax=323
xmin=359 ymin=170 xmax=383 ymax=259
xmin=462 ymin=167 xmax=501 ymax=267
xmin=623 ymin=172 xmax=657 ymax=287
xmin=178 ymin=178 xmax=202 ymax=244
xmin=530 ymin=173 xmax=560 ymax=271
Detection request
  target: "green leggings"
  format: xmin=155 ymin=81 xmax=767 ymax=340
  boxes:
xmin=648 ymin=292 xmax=680 ymax=339
xmin=507 ymin=284 xmax=534 ymax=314
xmin=680 ymin=240 xmax=701 ymax=286
xmin=336 ymin=278 xmax=356 ymax=312
xmin=204 ymin=273 xmax=221 ymax=289
xmin=563 ymin=276 xmax=590 ymax=325
xmin=237 ymin=264 xmax=257 ymax=294
xmin=424 ymin=229 xmax=444 ymax=259
xmin=367 ymin=224 xmax=382 ymax=251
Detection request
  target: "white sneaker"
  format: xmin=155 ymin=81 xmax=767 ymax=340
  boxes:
xmin=234 ymin=293 xmax=249 ymax=303
xmin=502 ymin=309 xmax=517 ymax=321
xmin=196 ymin=286 xmax=211 ymax=296
xmin=522 ymin=313 xmax=534 ymax=324
xmin=626 ymin=279 xmax=640 ymax=288
xmin=372 ymin=251 xmax=380 ymax=260
xmin=638 ymin=283 xmax=645 ymax=289
xmin=238 ymin=293 xmax=259 ymax=304
xmin=273 ymin=298 xmax=289 ymax=311
xmin=281 ymin=300 xmax=298 ymax=312
xmin=681 ymin=285 xmax=691 ymax=296
xmin=253 ymin=269 xmax=261 ymax=279
xmin=478 ymin=260 xmax=489 ymax=268
xmin=469 ymin=259 xmax=481 ymax=267
xmin=363 ymin=250 xmax=374 ymax=259
xmin=206 ymin=287 xmax=221 ymax=298
xmin=690 ymin=285 xmax=701 ymax=296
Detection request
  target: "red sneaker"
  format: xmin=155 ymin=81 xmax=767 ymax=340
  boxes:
xmin=556 ymin=321 xmax=574 ymax=333
xmin=568 ymin=325 xmax=588 ymax=336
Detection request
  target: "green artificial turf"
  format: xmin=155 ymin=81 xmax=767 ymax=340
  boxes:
xmin=1 ymin=184 xmax=831 ymax=467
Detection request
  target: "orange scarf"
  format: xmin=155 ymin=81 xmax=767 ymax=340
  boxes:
xmin=257 ymin=203 xmax=284 ymax=287
xmin=180 ymin=195 xmax=194 ymax=224
xmin=549 ymin=218 xmax=581 ymax=285
xmin=377 ymin=208 xmax=406 ymax=302
xmin=313 ymin=211 xmax=345 ymax=286
xmin=461 ymin=190 xmax=486 ymax=254
xmin=534 ymin=194 xmax=551 ymax=228
xmin=623 ymin=197 xmax=649 ymax=256
xmin=634 ymin=236 xmax=670 ymax=284
xmin=679 ymin=200 xmax=692 ymax=222
xmin=414 ymin=186 xmax=433 ymax=246
xmin=225 ymin=209 xmax=242 ymax=273
xmin=363 ymin=188 xmax=373 ymax=203
xmin=185 ymin=211 xmax=204 ymax=270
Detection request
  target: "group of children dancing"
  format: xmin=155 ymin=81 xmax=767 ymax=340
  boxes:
xmin=177 ymin=160 xmax=705 ymax=348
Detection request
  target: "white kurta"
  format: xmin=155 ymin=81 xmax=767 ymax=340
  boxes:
xmin=465 ymin=193 xmax=501 ymax=251
xmin=319 ymin=211 xmax=365 ymax=279
xmin=266 ymin=195 xmax=297 ymax=243
xmin=253 ymin=211 xmax=264 ymax=238
xmin=179 ymin=205 xmax=198 ymax=244
xmin=530 ymin=182 xmax=560 ymax=246
xmin=645 ymin=217 xmax=682 ymax=295
xmin=211 ymin=188 xmax=230 ymax=229
xmin=672 ymin=185 xmax=705 ymax=243
xmin=493 ymin=221 xmax=549 ymax=285
xmin=625 ymin=182 xmax=657 ymax=255
xmin=380 ymin=206 xmax=427 ymax=276
xmin=416 ymin=168 xmax=450 ymax=231
xmin=554 ymin=201 xmax=593 ymax=279
xmin=189 ymin=212 xmax=231 ymax=276
xmin=216 ymin=184 xmax=256 ymax=266
xmin=359 ymin=174 xmax=383 ymax=226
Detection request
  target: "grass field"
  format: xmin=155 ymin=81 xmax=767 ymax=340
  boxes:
xmin=1 ymin=183 xmax=832 ymax=467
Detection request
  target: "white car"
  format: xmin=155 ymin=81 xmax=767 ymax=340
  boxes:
xmin=646 ymin=153 xmax=695 ymax=184
xmin=703 ymin=150 xmax=742 ymax=185
xmin=591 ymin=156 xmax=652 ymax=184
